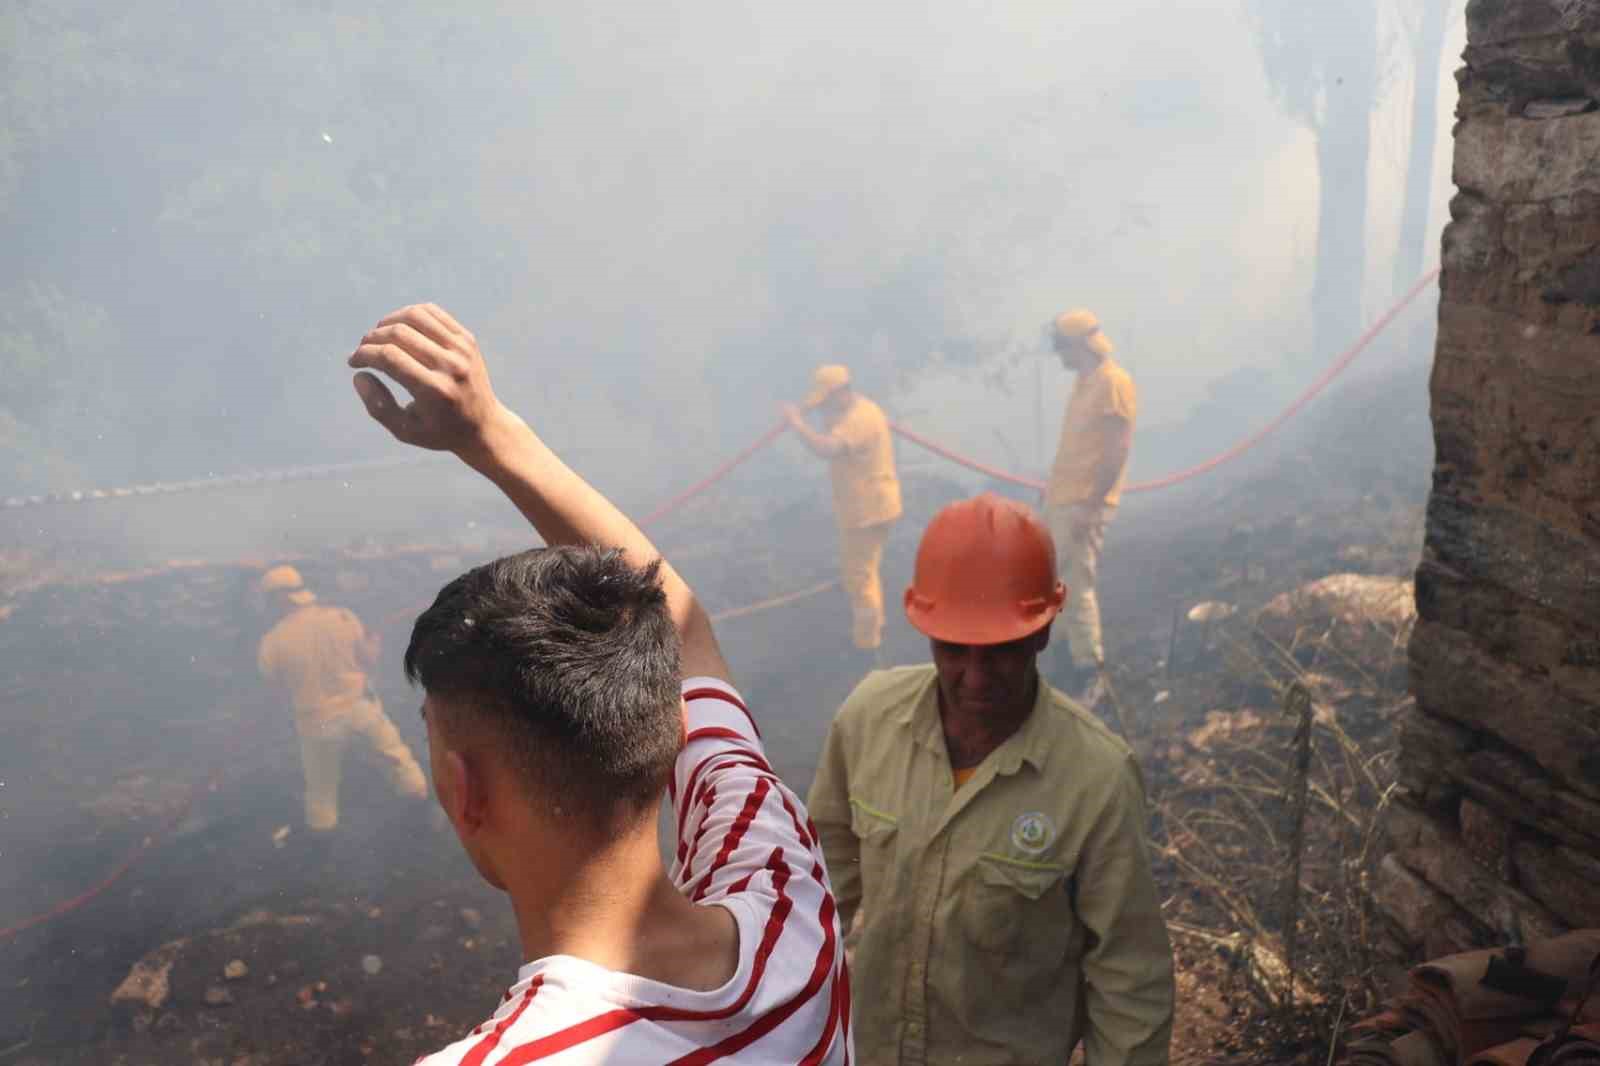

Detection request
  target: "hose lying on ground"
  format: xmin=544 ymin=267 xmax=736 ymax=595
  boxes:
xmin=0 ymin=270 xmax=1440 ymax=941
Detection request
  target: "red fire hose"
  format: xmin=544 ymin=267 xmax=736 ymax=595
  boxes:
xmin=889 ymin=268 xmax=1442 ymax=495
xmin=0 ymin=270 xmax=1439 ymax=943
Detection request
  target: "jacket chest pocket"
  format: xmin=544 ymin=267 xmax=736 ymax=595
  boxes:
xmin=967 ymin=856 xmax=1075 ymax=963
xmin=849 ymin=799 xmax=900 ymax=893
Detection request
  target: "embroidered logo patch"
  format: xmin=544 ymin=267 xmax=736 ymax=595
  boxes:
xmin=1010 ymin=811 xmax=1056 ymax=855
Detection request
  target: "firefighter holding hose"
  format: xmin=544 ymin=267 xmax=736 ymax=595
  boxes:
xmin=256 ymin=565 xmax=428 ymax=830
xmin=783 ymin=364 xmax=903 ymax=654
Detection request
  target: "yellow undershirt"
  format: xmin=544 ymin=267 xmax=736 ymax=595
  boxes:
xmin=952 ymin=766 xmax=977 ymax=790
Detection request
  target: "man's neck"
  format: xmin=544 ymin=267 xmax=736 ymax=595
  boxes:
xmin=937 ymin=673 xmax=1038 ymax=770
xmin=507 ymin=822 xmax=668 ymax=963
xmin=504 ymin=819 xmax=738 ymax=991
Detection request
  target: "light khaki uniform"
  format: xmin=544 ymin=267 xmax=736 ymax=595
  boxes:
xmin=1045 ymin=358 xmax=1137 ymax=669
xmin=808 ymin=666 xmax=1173 ymax=1066
xmin=825 ymin=395 xmax=903 ymax=650
xmin=257 ymin=603 xmax=427 ymax=830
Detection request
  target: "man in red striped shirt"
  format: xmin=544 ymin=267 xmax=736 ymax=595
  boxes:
xmin=347 ymin=303 xmax=850 ymax=1065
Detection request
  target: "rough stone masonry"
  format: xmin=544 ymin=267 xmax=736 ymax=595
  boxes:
xmin=1383 ymin=0 xmax=1600 ymax=960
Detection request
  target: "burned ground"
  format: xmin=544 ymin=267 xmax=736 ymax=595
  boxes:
xmin=0 ymin=360 xmax=1434 ymax=1065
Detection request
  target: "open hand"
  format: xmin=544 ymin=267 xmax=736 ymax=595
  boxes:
xmin=348 ymin=303 xmax=509 ymax=457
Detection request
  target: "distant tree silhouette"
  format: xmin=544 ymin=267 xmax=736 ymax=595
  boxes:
xmin=1393 ymin=0 xmax=1456 ymax=295
xmin=1247 ymin=0 xmax=1379 ymax=364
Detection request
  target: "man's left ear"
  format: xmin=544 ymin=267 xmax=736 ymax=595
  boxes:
xmin=442 ymin=749 xmax=488 ymax=834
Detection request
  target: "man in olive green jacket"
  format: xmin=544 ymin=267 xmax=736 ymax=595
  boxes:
xmin=807 ymin=493 xmax=1173 ymax=1066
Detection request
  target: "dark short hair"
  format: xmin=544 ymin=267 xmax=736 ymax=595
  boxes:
xmin=404 ymin=546 xmax=682 ymax=828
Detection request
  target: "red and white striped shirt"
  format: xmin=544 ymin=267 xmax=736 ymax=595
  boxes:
xmin=415 ymin=678 xmax=851 ymax=1065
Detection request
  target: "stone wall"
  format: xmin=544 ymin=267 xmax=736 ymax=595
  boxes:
xmin=1382 ymin=0 xmax=1600 ymax=961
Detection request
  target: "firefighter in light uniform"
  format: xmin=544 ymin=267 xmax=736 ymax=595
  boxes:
xmin=256 ymin=565 xmax=428 ymax=830
xmin=1045 ymin=309 xmax=1137 ymax=692
xmin=783 ymin=365 xmax=903 ymax=652
xmin=807 ymin=494 xmax=1174 ymax=1065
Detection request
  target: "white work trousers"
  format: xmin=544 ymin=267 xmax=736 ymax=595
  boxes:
xmin=296 ymin=697 xmax=428 ymax=831
xmin=1046 ymin=502 xmax=1113 ymax=668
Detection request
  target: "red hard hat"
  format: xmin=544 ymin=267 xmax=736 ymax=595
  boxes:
xmin=904 ymin=493 xmax=1067 ymax=645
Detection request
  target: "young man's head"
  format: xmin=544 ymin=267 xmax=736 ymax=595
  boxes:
xmin=904 ymin=494 xmax=1067 ymax=720
xmin=404 ymin=546 xmax=682 ymax=889
xmin=1051 ymin=309 xmax=1114 ymax=373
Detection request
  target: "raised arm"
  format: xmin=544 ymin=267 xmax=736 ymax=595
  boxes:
xmin=782 ymin=404 xmax=848 ymax=459
xmin=347 ymin=303 xmax=730 ymax=683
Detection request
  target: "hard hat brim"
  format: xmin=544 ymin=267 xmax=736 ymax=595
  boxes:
xmin=259 ymin=564 xmax=307 ymax=594
xmin=803 ymin=383 xmax=846 ymax=409
xmin=903 ymin=587 xmax=1064 ymax=646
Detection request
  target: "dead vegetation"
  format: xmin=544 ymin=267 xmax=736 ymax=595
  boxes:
xmin=1145 ymin=575 xmax=1416 ymax=1061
